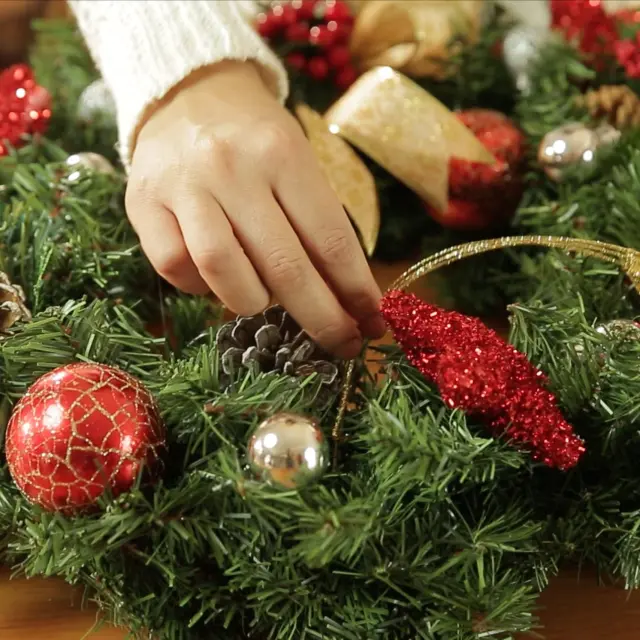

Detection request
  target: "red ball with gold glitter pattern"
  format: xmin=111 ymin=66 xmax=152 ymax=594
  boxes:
xmin=427 ymin=109 xmax=526 ymax=231
xmin=0 ymin=64 xmax=51 ymax=157
xmin=5 ymin=363 xmax=166 ymax=513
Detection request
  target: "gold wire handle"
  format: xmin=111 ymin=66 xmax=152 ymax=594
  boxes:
xmin=331 ymin=235 xmax=640 ymax=462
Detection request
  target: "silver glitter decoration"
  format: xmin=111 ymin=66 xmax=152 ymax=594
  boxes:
xmin=503 ymin=25 xmax=548 ymax=94
xmin=77 ymin=79 xmax=116 ymax=124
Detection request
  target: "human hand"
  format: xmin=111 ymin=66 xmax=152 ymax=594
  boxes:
xmin=126 ymin=61 xmax=384 ymax=358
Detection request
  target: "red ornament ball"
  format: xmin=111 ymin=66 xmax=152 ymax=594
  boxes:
xmin=5 ymin=363 xmax=166 ymax=513
xmin=427 ymin=109 xmax=526 ymax=231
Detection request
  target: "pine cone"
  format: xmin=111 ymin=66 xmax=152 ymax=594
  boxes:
xmin=0 ymin=271 xmax=30 ymax=331
xmin=216 ymin=306 xmax=342 ymax=391
xmin=578 ymin=85 xmax=640 ymax=130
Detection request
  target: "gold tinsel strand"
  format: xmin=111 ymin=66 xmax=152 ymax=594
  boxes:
xmin=332 ymin=235 xmax=640 ymax=464
xmin=577 ymin=85 xmax=640 ymax=130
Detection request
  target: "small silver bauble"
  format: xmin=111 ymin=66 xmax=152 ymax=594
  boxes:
xmin=77 ymin=78 xmax=116 ymax=123
xmin=575 ymin=319 xmax=640 ymax=358
xmin=248 ymin=412 xmax=328 ymax=489
xmin=503 ymin=25 xmax=548 ymax=94
xmin=66 ymin=152 xmax=115 ymax=181
xmin=595 ymin=319 xmax=640 ymax=342
xmin=538 ymin=122 xmax=622 ymax=181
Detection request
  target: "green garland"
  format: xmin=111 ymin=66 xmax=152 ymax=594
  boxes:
xmin=0 ymin=15 xmax=636 ymax=640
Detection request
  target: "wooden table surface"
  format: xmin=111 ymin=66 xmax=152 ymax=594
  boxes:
xmin=1 ymin=261 xmax=639 ymax=639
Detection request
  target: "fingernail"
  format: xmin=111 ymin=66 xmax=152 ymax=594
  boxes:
xmin=335 ymin=336 xmax=363 ymax=360
xmin=360 ymin=312 xmax=387 ymax=339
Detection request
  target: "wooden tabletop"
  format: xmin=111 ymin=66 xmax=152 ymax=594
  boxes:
xmin=1 ymin=261 xmax=639 ymax=638
xmin=1 ymin=566 xmax=639 ymax=639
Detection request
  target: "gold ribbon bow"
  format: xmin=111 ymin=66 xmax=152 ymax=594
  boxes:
xmin=298 ymin=67 xmax=495 ymax=255
xmin=348 ymin=0 xmax=486 ymax=80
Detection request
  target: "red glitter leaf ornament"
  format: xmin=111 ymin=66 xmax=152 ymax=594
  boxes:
xmin=5 ymin=363 xmax=166 ymax=513
xmin=0 ymin=64 xmax=51 ymax=157
xmin=380 ymin=290 xmax=585 ymax=470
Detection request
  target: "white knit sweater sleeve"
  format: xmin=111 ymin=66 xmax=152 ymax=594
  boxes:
xmin=68 ymin=0 xmax=289 ymax=165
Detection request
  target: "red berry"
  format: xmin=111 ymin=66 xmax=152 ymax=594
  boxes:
xmin=292 ymin=0 xmax=317 ymax=20
xmin=309 ymin=24 xmax=336 ymax=48
xmin=286 ymin=52 xmax=307 ymax=71
xmin=330 ymin=21 xmax=352 ymax=44
xmin=325 ymin=0 xmax=353 ymax=23
xmin=278 ymin=3 xmax=298 ymax=26
xmin=285 ymin=21 xmax=310 ymax=43
xmin=307 ymin=56 xmax=330 ymax=80
xmin=335 ymin=64 xmax=358 ymax=89
xmin=256 ymin=12 xmax=280 ymax=38
xmin=327 ymin=45 xmax=351 ymax=68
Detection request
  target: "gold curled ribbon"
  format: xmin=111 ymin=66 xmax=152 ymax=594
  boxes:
xmin=331 ymin=235 xmax=640 ymax=462
xmin=296 ymin=104 xmax=380 ymax=256
xmin=324 ymin=67 xmax=495 ymax=213
xmin=349 ymin=0 xmax=485 ymax=80
xmin=298 ymin=68 xmax=496 ymax=254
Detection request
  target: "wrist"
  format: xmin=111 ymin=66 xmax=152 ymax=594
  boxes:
xmin=134 ymin=60 xmax=269 ymax=149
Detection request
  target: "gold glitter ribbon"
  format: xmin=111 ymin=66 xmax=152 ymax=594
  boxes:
xmin=296 ymin=105 xmax=380 ymax=256
xmin=300 ymin=68 xmax=495 ymax=256
xmin=325 ymin=67 xmax=495 ymax=213
xmin=332 ymin=235 xmax=640 ymax=462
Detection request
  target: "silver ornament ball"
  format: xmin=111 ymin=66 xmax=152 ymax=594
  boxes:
xmin=248 ymin=412 xmax=328 ymax=489
xmin=77 ymin=79 xmax=116 ymax=123
xmin=538 ymin=122 xmax=621 ymax=181
xmin=66 ymin=152 xmax=115 ymax=181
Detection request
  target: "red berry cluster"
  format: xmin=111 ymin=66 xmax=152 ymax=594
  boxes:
xmin=550 ymin=0 xmax=618 ymax=61
xmin=256 ymin=1 xmax=357 ymax=90
xmin=0 ymin=64 xmax=51 ymax=157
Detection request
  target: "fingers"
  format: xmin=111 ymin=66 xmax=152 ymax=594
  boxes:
xmin=273 ymin=153 xmax=385 ymax=339
xmin=126 ymin=199 xmax=209 ymax=295
xmin=219 ymin=187 xmax=363 ymax=359
xmin=173 ymin=190 xmax=270 ymax=316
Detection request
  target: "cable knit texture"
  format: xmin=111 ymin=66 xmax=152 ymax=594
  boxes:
xmin=68 ymin=0 xmax=288 ymax=168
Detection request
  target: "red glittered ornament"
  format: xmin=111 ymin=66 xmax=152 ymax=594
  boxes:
xmin=0 ymin=64 xmax=51 ymax=156
xmin=5 ymin=363 xmax=166 ymax=513
xmin=427 ymin=109 xmax=526 ymax=231
xmin=380 ymin=290 xmax=585 ymax=470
